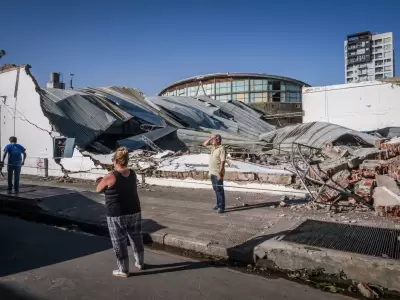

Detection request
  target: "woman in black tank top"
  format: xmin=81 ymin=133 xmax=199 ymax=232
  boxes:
xmin=96 ymin=147 xmax=144 ymax=278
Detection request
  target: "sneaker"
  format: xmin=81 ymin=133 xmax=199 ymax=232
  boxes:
xmin=217 ymin=208 xmax=225 ymax=214
xmin=135 ymin=262 xmax=144 ymax=270
xmin=213 ymin=205 xmax=218 ymax=210
xmin=112 ymin=270 xmax=129 ymax=278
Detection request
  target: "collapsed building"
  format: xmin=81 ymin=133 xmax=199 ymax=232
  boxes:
xmin=1 ymin=65 xmax=400 ymax=216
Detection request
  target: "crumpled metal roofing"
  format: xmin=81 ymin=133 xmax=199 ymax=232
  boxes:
xmin=146 ymin=96 xmax=230 ymax=131
xmin=259 ymin=122 xmax=379 ymax=150
xmin=118 ymin=126 xmax=177 ymax=150
xmin=40 ymin=88 xmax=134 ymax=148
xmin=81 ymin=87 xmax=167 ymax=127
xmin=196 ymin=96 xmax=276 ymax=138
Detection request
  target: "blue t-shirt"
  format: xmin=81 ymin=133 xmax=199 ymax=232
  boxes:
xmin=4 ymin=144 xmax=26 ymax=166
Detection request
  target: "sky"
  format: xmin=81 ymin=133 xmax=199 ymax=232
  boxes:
xmin=1 ymin=0 xmax=399 ymax=95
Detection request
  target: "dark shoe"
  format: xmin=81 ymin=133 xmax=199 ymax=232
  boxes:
xmin=7 ymin=190 xmax=12 ymax=195
xmin=217 ymin=208 xmax=225 ymax=214
xmin=213 ymin=205 xmax=218 ymax=210
xmin=14 ymin=190 xmax=19 ymax=195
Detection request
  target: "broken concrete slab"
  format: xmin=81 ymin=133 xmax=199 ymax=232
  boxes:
xmin=359 ymin=160 xmax=390 ymax=177
xmin=376 ymin=175 xmax=400 ymax=195
xmin=373 ymin=186 xmax=400 ymax=217
xmin=316 ymin=170 xmax=350 ymax=202
xmin=255 ymin=237 xmax=400 ymax=291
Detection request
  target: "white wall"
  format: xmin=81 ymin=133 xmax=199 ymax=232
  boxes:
xmin=0 ymin=67 xmax=106 ymax=180
xmin=303 ymin=80 xmax=400 ymax=131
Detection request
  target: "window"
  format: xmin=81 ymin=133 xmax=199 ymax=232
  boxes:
xmin=347 ymin=78 xmax=353 ymax=83
xmin=359 ymin=76 xmax=367 ymax=82
xmin=203 ymin=83 xmax=215 ymax=96
xmin=375 ymin=60 xmax=383 ymax=66
xmin=356 ymin=48 xmax=365 ymax=55
xmin=374 ymin=46 xmax=383 ymax=52
xmin=375 ymin=74 xmax=383 ymax=79
xmin=375 ymin=53 xmax=383 ymax=59
xmin=177 ymin=88 xmax=186 ymax=96
xmin=215 ymin=82 xmax=231 ymax=94
xmin=375 ymin=39 xmax=382 ymax=45
xmin=384 ymin=58 xmax=392 ymax=64
xmin=249 ymin=92 xmax=268 ymax=103
xmin=384 ymin=44 xmax=391 ymax=51
xmin=384 ymin=51 xmax=392 ymax=58
xmin=384 ymin=37 xmax=392 ymax=44
xmin=384 ymin=66 xmax=392 ymax=72
xmin=375 ymin=67 xmax=383 ymax=73
xmin=250 ymin=79 xmax=267 ymax=91
xmin=187 ymin=86 xmax=198 ymax=96
xmin=346 ymin=65 xmax=352 ymax=70
xmin=285 ymin=84 xmax=300 ymax=92
xmin=347 ymin=71 xmax=353 ymax=76
xmin=359 ymin=69 xmax=367 ymax=75
xmin=215 ymin=95 xmax=230 ymax=102
xmin=383 ymin=73 xmax=392 ymax=78
xmin=232 ymin=93 xmax=249 ymax=103
xmin=232 ymin=80 xmax=248 ymax=93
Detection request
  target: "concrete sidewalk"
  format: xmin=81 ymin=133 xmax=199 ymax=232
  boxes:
xmin=1 ymin=177 xmax=400 ymax=292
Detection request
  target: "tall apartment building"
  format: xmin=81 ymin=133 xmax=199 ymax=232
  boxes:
xmin=344 ymin=31 xmax=394 ymax=83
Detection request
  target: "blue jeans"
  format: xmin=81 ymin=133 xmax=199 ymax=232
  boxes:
xmin=211 ymin=175 xmax=225 ymax=210
xmin=7 ymin=165 xmax=21 ymax=192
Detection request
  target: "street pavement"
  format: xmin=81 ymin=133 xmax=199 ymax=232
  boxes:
xmin=0 ymin=215 xmax=353 ymax=300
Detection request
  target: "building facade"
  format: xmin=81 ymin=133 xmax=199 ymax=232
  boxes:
xmin=159 ymin=73 xmax=309 ymax=126
xmin=345 ymin=31 xmax=394 ymax=83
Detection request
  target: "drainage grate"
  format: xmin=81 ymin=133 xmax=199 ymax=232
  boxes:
xmin=282 ymin=220 xmax=400 ymax=260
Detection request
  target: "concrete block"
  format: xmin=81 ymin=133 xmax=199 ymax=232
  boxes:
xmin=164 ymin=234 xmax=211 ymax=253
xmin=256 ymin=239 xmax=400 ymax=291
xmin=317 ymin=170 xmax=350 ymax=202
xmin=224 ymin=171 xmax=255 ymax=182
xmin=373 ymin=187 xmax=400 ymax=217
xmin=359 ymin=160 xmax=389 ymax=177
xmin=376 ymin=175 xmax=400 ymax=195
xmin=308 ymin=159 xmax=348 ymax=180
xmin=257 ymin=173 xmax=293 ymax=185
xmin=354 ymin=178 xmax=374 ymax=202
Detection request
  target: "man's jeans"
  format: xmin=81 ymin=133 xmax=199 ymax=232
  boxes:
xmin=211 ymin=175 xmax=225 ymax=210
xmin=7 ymin=165 xmax=21 ymax=192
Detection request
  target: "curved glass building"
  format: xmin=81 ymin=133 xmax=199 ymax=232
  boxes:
xmin=159 ymin=73 xmax=309 ymax=125
xmin=159 ymin=73 xmax=309 ymax=104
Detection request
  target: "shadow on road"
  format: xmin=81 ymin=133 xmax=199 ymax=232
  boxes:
xmin=0 ymin=283 xmax=45 ymax=300
xmin=227 ymin=230 xmax=291 ymax=262
xmin=226 ymin=198 xmax=308 ymax=213
xmin=133 ymin=261 xmax=214 ymax=276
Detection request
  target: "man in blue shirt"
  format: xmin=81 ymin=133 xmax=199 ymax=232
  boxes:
xmin=2 ymin=136 xmax=26 ymax=194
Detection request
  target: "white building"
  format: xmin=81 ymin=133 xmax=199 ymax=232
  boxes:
xmin=302 ymin=78 xmax=400 ymax=132
xmin=0 ymin=65 xmax=107 ymax=180
xmin=345 ymin=31 xmax=394 ymax=83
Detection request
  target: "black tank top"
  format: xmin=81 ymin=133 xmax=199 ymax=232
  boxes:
xmin=104 ymin=170 xmax=141 ymax=217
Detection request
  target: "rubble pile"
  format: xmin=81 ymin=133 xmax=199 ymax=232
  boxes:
xmin=37 ymin=86 xmax=400 ymax=218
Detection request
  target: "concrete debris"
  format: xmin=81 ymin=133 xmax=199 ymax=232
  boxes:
xmin=357 ymin=283 xmax=380 ymax=299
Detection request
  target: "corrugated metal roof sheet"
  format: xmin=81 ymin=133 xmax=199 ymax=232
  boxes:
xmin=146 ymin=96 xmax=229 ymax=131
xmin=259 ymin=122 xmax=379 ymax=150
xmin=118 ymin=126 xmax=177 ymax=150
xmin=40 ymin=88 xmax=133 ymax=148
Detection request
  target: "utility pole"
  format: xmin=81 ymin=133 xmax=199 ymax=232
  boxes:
xmin=69 ymin=73 xmax=74 ymax=89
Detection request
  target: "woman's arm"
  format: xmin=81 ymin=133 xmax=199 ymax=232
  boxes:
xmin=96 ymin=173 xmax=114 ymax=193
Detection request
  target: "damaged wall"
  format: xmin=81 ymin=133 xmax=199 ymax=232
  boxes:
xmin=303 ymin=80 xmax=400 ymax=132
xmin=0 ymin=66 xmax=105 ymax=180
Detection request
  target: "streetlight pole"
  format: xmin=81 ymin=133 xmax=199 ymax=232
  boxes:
xmin=69 ymin=73 xmax=74 ymax=89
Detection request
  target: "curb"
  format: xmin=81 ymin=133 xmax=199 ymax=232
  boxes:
xmin=0 ymin=197 xmax=254 ymax=264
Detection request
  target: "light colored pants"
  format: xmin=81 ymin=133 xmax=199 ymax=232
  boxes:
xmin=107 ymin=213 xmax=144 ymax=272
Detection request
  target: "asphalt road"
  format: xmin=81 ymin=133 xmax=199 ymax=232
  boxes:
xmin=0 ymin=215 xmax=353 ymax=300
